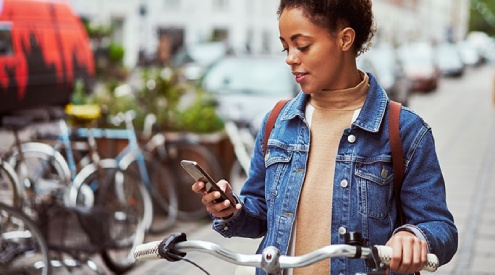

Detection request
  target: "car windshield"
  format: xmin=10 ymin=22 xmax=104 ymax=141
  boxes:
xmin=173 ymin=42 xmax=227 ymax=67
xmin=202 ymin=57 xmax=294 ymax=96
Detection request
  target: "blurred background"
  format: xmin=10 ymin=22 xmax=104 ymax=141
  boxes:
xmin=42 ymin=0 xmax=495 ymax=125
xmin=2 ymin=0 xmax=495 ymax=130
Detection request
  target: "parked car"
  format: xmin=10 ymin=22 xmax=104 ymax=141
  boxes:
xmin=172 ymin=42 xmax=229 ymax=81
xmin=434 ymin=42 xmax=465 ymax=77
xmin=466 ymin=31 xmax=494 ymax=63
xmin=398 ymin=42 xmax=440 ymax=92
xmin=457 ymin=40 xmax=483 ymax=67
xmin=357 ymin=43 xmax=411 ymax=106
xmin=200 ymin=54 xmax=299 ymax=132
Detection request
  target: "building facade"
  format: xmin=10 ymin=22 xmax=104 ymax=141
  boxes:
xmin=68 ymin=0 xmax=470 ymax=68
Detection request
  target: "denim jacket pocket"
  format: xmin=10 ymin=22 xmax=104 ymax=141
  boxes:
xmin=264 ymin=146 xmax=293 ymax=202
xmin=265 ymin=145 xmax=293 ymax=167
xmin=355 ymin=160 xmax=394 ymax=219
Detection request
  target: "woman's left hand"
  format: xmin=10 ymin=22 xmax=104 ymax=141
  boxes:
xmin=385 ymin=230 xmax=428 ymax=274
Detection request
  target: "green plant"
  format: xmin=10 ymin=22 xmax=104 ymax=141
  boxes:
xmin=177 ymin=92 xmax=224 ymax=133
xmin=80 ymin=66 xmax=224 ymax=133
xmin=134 ymin=68 xmax=182 ymax=130
xmin=70 ymin=79 xmax=89 ymax=105
xmin=133 ymin=67 xmax=225 ymax=133
xmin=108 ymin=43 xmax=125 ymax=64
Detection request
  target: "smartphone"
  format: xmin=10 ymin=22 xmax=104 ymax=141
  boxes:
xmin=180 ymin=160 xmax=237 ymax=207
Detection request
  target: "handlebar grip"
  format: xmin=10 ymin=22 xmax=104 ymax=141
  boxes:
xmin=134 ymin=232 xmax=187 ymax=262
xmin=134 ymin=241 xmax=162 ymax=261
xmin=374 ymin=245 xmax=439 ymax=272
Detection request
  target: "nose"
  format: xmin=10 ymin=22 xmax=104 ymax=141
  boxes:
xmin=285 ymin=50 xmax=300 ymax=66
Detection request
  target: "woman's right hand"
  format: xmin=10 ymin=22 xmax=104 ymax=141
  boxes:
xmin=191 ymin=179 xmax=242 ymax=219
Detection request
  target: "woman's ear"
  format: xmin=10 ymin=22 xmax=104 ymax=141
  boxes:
xmin=339 ymin=27 xmax=356 ymax=52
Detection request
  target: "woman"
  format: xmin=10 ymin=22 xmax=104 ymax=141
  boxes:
xmin=192 ymin=1 xmax=458 ymax=274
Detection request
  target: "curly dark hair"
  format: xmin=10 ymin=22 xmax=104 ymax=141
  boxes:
xmin=277 ymin=0 xmax=376 ymax=56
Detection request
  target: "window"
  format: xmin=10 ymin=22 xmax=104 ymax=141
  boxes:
xmin=110 ymin=17 xmax=124 ymax=44
xmin=212 ymin=0 xmax=229 ymax=11
xmin=164 ymin=0 xmax=180 ymax=10
xmin=0 ymin=23 xmax=13 ymax=55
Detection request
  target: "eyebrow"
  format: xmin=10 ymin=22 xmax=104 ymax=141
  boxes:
xmin=279 ymin=33 xmax=311 ymax=42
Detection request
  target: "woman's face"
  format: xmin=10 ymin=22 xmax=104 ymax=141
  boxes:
xmin=279 ymin=7 xmax=348 ymax=94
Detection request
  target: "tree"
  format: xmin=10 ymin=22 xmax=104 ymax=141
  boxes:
xmin=470 ymin=0 xmax=495 ymax=36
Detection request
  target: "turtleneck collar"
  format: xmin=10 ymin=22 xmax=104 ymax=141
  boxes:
xmin=309 ymin=70 xmax=369 ymax=111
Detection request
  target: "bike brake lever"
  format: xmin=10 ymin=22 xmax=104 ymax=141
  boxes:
xmin=365 ymin=246 xmax=387 ymax=272
xmin=158 ymin=232 xmax=188 ymax=262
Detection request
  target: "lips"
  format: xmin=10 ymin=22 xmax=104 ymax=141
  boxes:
xmin=293 ymin=72 xmax=308 ymax=83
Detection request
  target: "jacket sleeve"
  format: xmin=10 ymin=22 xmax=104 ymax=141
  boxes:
xmin=212 ymin=113 xmax=270 ymax=238
xmin=398 ymin=123 xmax=458 ymax=266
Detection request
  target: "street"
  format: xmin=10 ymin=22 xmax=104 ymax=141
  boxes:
xmin=122 ymin=64 xmax=495 ymax=275
xmin=405 ymin=63 xmax=495 ymax=275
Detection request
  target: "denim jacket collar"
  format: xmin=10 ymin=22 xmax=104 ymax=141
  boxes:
xmin=279 ymin=73 xmax=388 ymax=133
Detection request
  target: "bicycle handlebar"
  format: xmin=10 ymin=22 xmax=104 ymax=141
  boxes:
xmin=133 ymin=233 xmax=439 ymax=274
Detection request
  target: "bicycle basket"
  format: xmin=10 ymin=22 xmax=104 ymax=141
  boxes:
xmin=39 ymin=203 xmax=112 ymax=254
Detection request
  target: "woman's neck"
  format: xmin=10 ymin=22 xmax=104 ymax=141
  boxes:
xmin=310 ymin=70 xmax=369 ymax=110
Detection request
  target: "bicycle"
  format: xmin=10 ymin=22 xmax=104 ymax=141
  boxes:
xmin=0 ymin=113 xmax=107 ymax=274
xmin=0 ymin=156 xmax=23 ymax=208
xmin=62 ymin=109 xmax=221 ymax=226
xmin=113 ymin=81 xmax=224 ymax=221
xmin=0 ymin=201 xmax=51 ymax=275
xmin=4 ymin=106 xmax=151 ymax=274
xmin=146 ymin=129 xmax=224 ymax=221
xmin=65 ymin=110 xmax=178 ymax=234
xmin=25 ymin=105 xmax=222 ymax=223
xmin=1 ymin=114 xmax=71 ymax=218
xmin=133 ymin=232 xmax=439 ymax=275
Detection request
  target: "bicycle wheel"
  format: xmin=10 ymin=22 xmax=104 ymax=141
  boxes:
xmin=70 ymin=159 xmax=151 ymax=274
xmin=8 ymin=142 xmax=71 ymax=220
xmin=120 ymin=151 xmax=179 ymax=234
xmin=7 ymin=142 xmax=71 ymax=211
xmin=0 ymin=159 xmax=22 ymax=208
xmin=165 ymin=140 xmax=223 ymax=221
xmin=0 ymin=202 xmax=52 ymax=275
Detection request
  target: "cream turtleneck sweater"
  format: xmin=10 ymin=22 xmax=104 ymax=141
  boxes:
xmin=292 ymin=71 xmax=369 ymax=275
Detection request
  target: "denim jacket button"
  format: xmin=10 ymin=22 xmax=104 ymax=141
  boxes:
xmin=223 ymin=226 xmax=229 ymax=231
xmin=347 ymin=134 xmax=356 ymax=143
xmin=340 ymin=179 xmax=348 ymax=188
xmin=338 ymin=226 xmax=347 ymax=235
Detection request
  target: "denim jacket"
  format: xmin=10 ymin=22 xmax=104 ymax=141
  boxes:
xmin=212 ymin=73 xmax=458 ymax=275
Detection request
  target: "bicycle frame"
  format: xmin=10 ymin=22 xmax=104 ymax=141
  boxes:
xmin=71 ymin=111 xmax=152 ymax=192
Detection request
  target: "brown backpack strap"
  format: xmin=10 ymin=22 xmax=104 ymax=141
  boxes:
xmin=263 ymin=99 xmax=290 ymax=156
xmin=390 ymin=102 xmax=420 ymax=275
xmin=389 ymin=100 xmax=405 ymax=226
